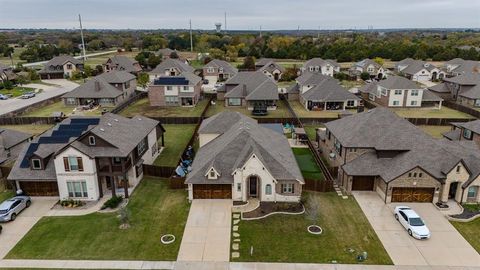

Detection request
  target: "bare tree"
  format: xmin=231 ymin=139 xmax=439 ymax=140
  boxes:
xmin=305 ymin=194 xmax=321 ymax=222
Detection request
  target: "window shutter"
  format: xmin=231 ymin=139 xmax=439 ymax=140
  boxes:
xmin=77 ymin=157 xmax=84 ymax=172
xmin=63 ymin=157 xmax=70 ymax=171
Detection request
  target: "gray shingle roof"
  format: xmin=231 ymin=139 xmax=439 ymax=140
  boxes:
xmin=62 ymin=77 xmax=123 ymax=99
xmin=459 ymin=85 xmax=480 ymax=99
xmin=186 ymin=112 xmax=304 ymax=185
xmin=447 ymin=59 xmax=480 ymax=75
xmin=421 ymin=89 xmax=443 ymax=102
xmin=198 ymin=111 xmax=256 ymax=134
xmin=452 ymin=120 xmax=480 ymax=135
xmin=0 ymin=128 xmax=32 ymax=149
xmin=150 ymin=58 xmax=194 ymax=74
xmin=105 ymin=55 xmax=142 ymax=73
xmin=301 ymin=79 xmax=360 ymax=102
xmin=352 ymin=59 xmax=382 ymax=70
xmin=428 ymin=82 xmax=450 ymax=93
xmin=443 ymin=73 xmax=480 ymax=85
xmin=401 ymin=60 xmax=438 ymax=75
xmin=204 ymin=59 xmax=238 ymax=74
xmin=304 ymin=58 xmax=340 ymax=68
xmin=39 ymin=55 xmax=82 ymax=74
xmin=296 ymin=72 xmax=333 ymax=86
xmin=358 ymin=82 xmax=378 ymax=94
xmin=378 ymin=75 xmax=423 ymax=90
xmin=98 ymin=70 xmax=136 ymax=83
xmin=257 ymin=60 xmax=286 ymax=73
xmin=223 ymin=71 xmax=279 ymax=101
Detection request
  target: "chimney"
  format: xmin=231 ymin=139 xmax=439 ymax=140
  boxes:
xmin=94 ymin=80 xmax=101 ymax=91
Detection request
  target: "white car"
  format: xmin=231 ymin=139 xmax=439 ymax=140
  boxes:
xmin=394 ymin=206 xmax=431 ymax=240
xmin=213 ymin=82 xmax=224 ymax=90
xmin=0 ymin=195 xmax=31 ymax=222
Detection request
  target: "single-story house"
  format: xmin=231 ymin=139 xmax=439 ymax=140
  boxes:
xmin=255 ymin=59 xmax=285 ymax=81
xmin=349 ymin=59 xmax=386 ymax=80
xmin=445 ymin=58 xmax=480 ymax=77
xmin=0 ymin=128 xmax=32 ymax=167
xmin=396 ymin=59 xmax=445 ymax=82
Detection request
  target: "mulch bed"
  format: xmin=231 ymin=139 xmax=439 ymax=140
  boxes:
xmin=450 ymin=209 xmax=480 ymax=220
xmin=233 ymin=201 xmax=248 ymax=206
xmin=242 ymin=202 xmax=303 ymax=219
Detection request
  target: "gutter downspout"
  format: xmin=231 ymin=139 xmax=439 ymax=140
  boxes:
xmin=385 ymin=180 xmax=389 ymax=204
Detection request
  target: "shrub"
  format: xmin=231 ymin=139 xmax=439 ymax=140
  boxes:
xmin=334 ymin=72 xmax=349 ymax=81
xmin=2 ymin=80 xmax=13 ymax=90
xmin=101 ymin=195 xmax=123 ymax=210
xmin=360 ymin=72 xmax=371 ymax=81
xmin=59 ymin=199 xmax=85 ymax=208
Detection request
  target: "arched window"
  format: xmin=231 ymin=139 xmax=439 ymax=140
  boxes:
xmin=265 ymin=184 xmax=272 ymax=195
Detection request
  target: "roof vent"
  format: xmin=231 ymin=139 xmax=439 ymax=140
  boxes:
xmin=107 ymin=123 xmax=112 ymax=126
xmin=114 ymin=119 xmax=119 ymax=122
xmin=100 ymin=128 xmax=105 ymax=132
xmin=137 ymin=118 xmax=142 ymax=121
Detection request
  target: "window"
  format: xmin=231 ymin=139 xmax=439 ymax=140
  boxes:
xmin=468 ymin=186 xmax=478 ymax=198
xmin=265 ymin=184 xmax=272 ymax=195
xmin=207 ymin=67 xmax=214 ymax=73
xmin=349 ymin=148 xmax=357 ymax=153
xmin=219 ymin=67 xmax=224 ymax=73
xmin=66 ymin=98 xmax=76 ymax=105
xmin=369 ymin=93 xmax=375 ymax=101
xmin=315 ymin=66 xmax=320 ymax=71
xmin=98 ymin=98 xmax=114 ymax=105
xmin=228 ymin=98 xmax=242 ymax=106
xmin=381 ymin=88 xmax=387 ymax=96
xmin=88 ymin=136 xmax=96 ymax=146
xmin=183 ymin=86 xmax=189 ymax=91
xmin=346 ymin=100 xmax=355 ymax=107
xmin=209 ymin=170 xmax=216 ymax=178
xmin=394 ymin=90 xmax=402 ymax=95
xmin=66 ymin=64 xmax=72 ymax=69
xmin=236 ymin=183 xmax=241 ymax=192
xmin=410 ymin=101 xmax=418 ymax=106
xmin=165 ymin=96 xmax=178 ymax=104
xmin=281 ymin=183 xmax=294 ymax=194
xmin=137 ymin=138 xmax=148 ymax=156
xmin=68 ymin=156 xmax=80 ymax=171
xmin=408 ymin=172 xmax=412 ymax=177
xmin=326 ymin=129 xmax=331 ymax=140
xmin=113 ymin=157 xmax=122 ymax=164
xmin=456 ymin=165 xmax=461 ymax=173
xmin=411 ymin=90 xmax=419 ymax=96
xmin=125 ymin=81 xmax=130 ymax=89
xmin=334 ymin=138 xmax=342 ymax=156
xmin=393 ymin=101 xmax=400 ymax=106
xmin=166 ymin=86 xmax=173 ymax=91
xmin=413 ymin=172 xmax=417 ymax=177
xmin=32 ymin=159 xmax=42 ymax=169
xmin=309 ymin=66 xmax=314 ymax=72
xmin=67 ymin=181 xmax=88 ymax=198
xmin=463 ymin=129 xmax=473 ymax=140
xmin=419 ymin=173 xmax=423 ymax=178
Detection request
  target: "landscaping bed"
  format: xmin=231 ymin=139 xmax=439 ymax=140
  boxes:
xmin=242 ymin=202 xmax=304 ymax=219
xmin=292 ymin=148 xmax=324 ymax=180
xmin=153 ymin=124 xmax=197 ymax=167
xmin=450 ymin=204 xmax=480 ymax=220
xmin=233 ymin=192 xmax=392 ymax=264
xmin=120 ymin=98 xmax=209 ymax=117
xmin=6 ymin=178 xmax=190 ymax=261
xmin=205 ymin=100 xmax=292 ymax=118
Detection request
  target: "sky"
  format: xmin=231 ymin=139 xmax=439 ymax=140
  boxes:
xmin=1 ymin=0 xmax=479 ymax=30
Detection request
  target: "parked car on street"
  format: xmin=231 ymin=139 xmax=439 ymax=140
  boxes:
xmin=0 ymin=195 xmax=32 ymax=222
xmin=19 ymin=92 xmax=36 ymax=99
xmin=394 ymin=206 xmax=431 ymax=239
xmin=0 ymin=94 xmax=9 ymax=100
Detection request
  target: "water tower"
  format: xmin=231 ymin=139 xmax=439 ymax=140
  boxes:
xmin=215 ymin=22 xmax=222 ymax=33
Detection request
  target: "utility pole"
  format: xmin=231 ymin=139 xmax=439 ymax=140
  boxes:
xmin=224 ymin=12 xmax=227 ymax=33
xmin=189 ymin=19 xmax=193 ymax=52
xmin=259 ymin=25 xmax=262 ymax=38
xmin=78 ymin=14 xmax=86 ymax=63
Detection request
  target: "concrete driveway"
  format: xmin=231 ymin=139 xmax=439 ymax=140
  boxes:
xmin=0 ymin=197 xmax=57 ymax=258
xmin=177 ymin=200 xmax=232 ymax=262
xmin=353 ymin=191 xmax=480 ymax=267
xmin=0 ymin=79 xmax=78 ymax=116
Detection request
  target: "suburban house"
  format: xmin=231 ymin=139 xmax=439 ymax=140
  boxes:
xmin=445 ymin=58 xmax=480 ymax=77
xmin=288 ymin=72 xmax=361 ymax=111
xmin=301 ymin=58 xmax=340 ymax=77
xmin=255 ymin=58 xmax=285 ymax=81
xmin=186 ymin=111 xmax=304 ymax=201
xmin=103 ymin=55 xmax=142 ymax=75
xmin=443 ymin=120 xmax=480 ymax=149
xmin=62 ymin=70 xmax=137 ymax=107
xmin=349 ymin=59 xmax=386 ymax=80
xmin=0 ymin=63 xmax=17 ymax=82
xmin=395 ymin=58 xmax=445 ymax=82
xmin=217 ymin=71 xmax=279 ymax=113
xmin=8 ymin=114 xmax=165 ymax=199
xmin=429 ymin=73 xmax=480 ymax=106
xmin=157 ymin=48 xmax=176 ymax=59
xmin=148 ymin=72 xmax=202 ymax=107
xmin=38 ymin=55 xmax=84 ymax=80
xmin=317 ymin=107 xmax=480 ymax=204
xmin=202 ymin=59 xmax=238 ymax=85
xmin=359 ymin=75 xmax=443 ymax=108
xmin=149 ymin=58 xmax=195 ymax=81
xmin=0 ymin=128 xmax=32 ymax=167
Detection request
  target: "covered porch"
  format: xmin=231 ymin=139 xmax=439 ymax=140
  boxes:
xmin=306 ymin=100 xmax=345 ymax=111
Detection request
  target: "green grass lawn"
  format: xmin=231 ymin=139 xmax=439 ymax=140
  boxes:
xmin=289 ymin=100 xmax=356 ymax=118
xmin=205 ymin=100 xmax=293 ymax=118
xmin=0 ymin=190 xmax=14 ymax=203
xmin=154 ymin=124 xmax=197 ymax=167
xmin=0 ymin=87 xmax=36 ymax=98
xmin=6 ymin=178 xmax=190 ymax=261
xmin=392 ymin=107 xmax=473 ymax=119
xmin=418 ymin=125 xmax=452 ymax=138
xmin=234 ymin=192 xmax=392 ymax=264
xmin=22 ymin=101 xmax=109 ymax=117
xmin=303 ymin=125 xmax=324 ymax=141
xmin=120 ymin=98 xmax=209 ymax=118
xmin=0 ymin=124 xmax=53 ymax=136
xmin=451 ymin=219 xmax=480 ymax=254
xmin=292 ymin=148 xmax=324 ymax=181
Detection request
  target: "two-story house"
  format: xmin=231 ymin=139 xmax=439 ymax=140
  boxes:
xmin=186 ymin=111 xmax=304 ymax=201
xmin=8 ymin=114 xmax=165 ymax=200
xmin=103 ymin=55 xmax=142 ymax=75
xmin=359 ymin=75 xmax=443 ymax=108
xmin=62 ymin=71 xmax=137 ymax=107
xmin=148 ymin=72 xmax=202 ymax=107
xmin=429 ymin=73 xmax=480 ymax=106
xmin=288 ymin=72 xmax=361 ymax=111
xmin=349 ymin=59 xmax=386 ymax=80
xmin=445 ymin=58 xmax=480 ymax=77
xmin=149 ymin=58 xmax=194 ymax=81
xmin=202 ymin=59 xmax=238 ymax=85
xmin=301 ymin=58 xmax=340 ymax=77
xmin=38 ymin=55 xmax=84 ymax=80
xmin=317 ymin=107 xmax=480 ymax=204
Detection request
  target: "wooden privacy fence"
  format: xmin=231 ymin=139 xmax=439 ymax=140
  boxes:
xmin=142 ymin=164 xmax=175 ymax=178
xmin=0 ymin=117 xmax=59 ymax=125
xmin=303 ymin=179 xmax=335 ymax=192
xmin=442 ymin=100 xmax=480 ymax=119
xmin=406 ymin=117 xmax=473 ymax=125
xmin=110 ymin=91 xmax=148 ymax=114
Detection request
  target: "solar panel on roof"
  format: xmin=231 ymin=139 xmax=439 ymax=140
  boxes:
xmin=154 ymin=77 xmax=189 ymax=86
xmin=20 ymin=143 xmax=39 ymax=168
xmin=38 ymin=136 xmax=71 ymax=144
xmin=70 ymin=118 xmax=100 ymax=125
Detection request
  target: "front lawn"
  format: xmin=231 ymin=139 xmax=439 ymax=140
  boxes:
xmin=120 ymin=98 xmax=209 ymax=118
xmin=22 ymin=101 xmax=109 ymax=117
xmin=292 ymin=148 xmax=324 ymax=181
xmin=0 ymin=124 xmax=53 ymax=136
xmin=234 ymin=192 xmax=392 ymax=264
xmin=0 ymin=190 xmax=14 ymax=203
xmin=6 ymin=178 xmax=190 ymax=261
xmin=154 ymin=124 xmax=197 ymax=167
xmin=205 ymin=100 xmax=292 ymax=118
xmin=418 ymin=125 xmax=452 ymax=138
xmin=289 ymin=101 xmax=356 ymax=118
xmin=392 ymin=107 xmax=473 ymax=119
xmin=451 ymin=218 xmax=480 ymax=254
xmin=0 ymin=87 xmax=36 ymax=98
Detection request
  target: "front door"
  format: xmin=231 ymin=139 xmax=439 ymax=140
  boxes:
xmin=249 ymin=176 xmax=258 ymax=197
xmin=449 ymin=182 xmax=459 ymax=199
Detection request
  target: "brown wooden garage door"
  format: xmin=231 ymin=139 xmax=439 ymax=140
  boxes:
xmin=19 ymin=181 xmax=59 ymax=196
xmin=193 ymin=184 xmax=232 ymax=199
xmin=391 ymin=187 xmax=434 ymax=202
xmin=352 ymin=176 xmax=375 ymax=191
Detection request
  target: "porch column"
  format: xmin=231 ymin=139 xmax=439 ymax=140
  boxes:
xmin=123 ymin=175 xmax=129 ymax=198
xmin=95 ymin=159 xmax=103 ymax=198
xmin=161 ymin=133 xmax=165 ymax=147
xmin=324 ymin=102 xmax=327 ymax=110
xmin=110 ymin=177 xmax=116 ymax=197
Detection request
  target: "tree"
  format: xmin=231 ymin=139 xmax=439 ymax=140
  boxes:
xmin=305 ymin=194 xmax=321 ymax=222
xmin=373 ymin=57 xmax=384 ymax=66
xmin=280 ymin=65 xmax=299 ymax=82
xmin=137 ymin=72 xmax=150 ymax=90
xmin=208 ymin=48 xmax=225 ymax=60
xmin=147 ymin=54 xmax=161 ymax=69
xmin=169 ymin=51 xmax=179 ymax=59
xmin=83 ymin=65 xmax=94 ymax=77
xmin=240 ymin=56 xmax=255 ymax=70
xmin=360 ymin=72 xmax=371 ymax=81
